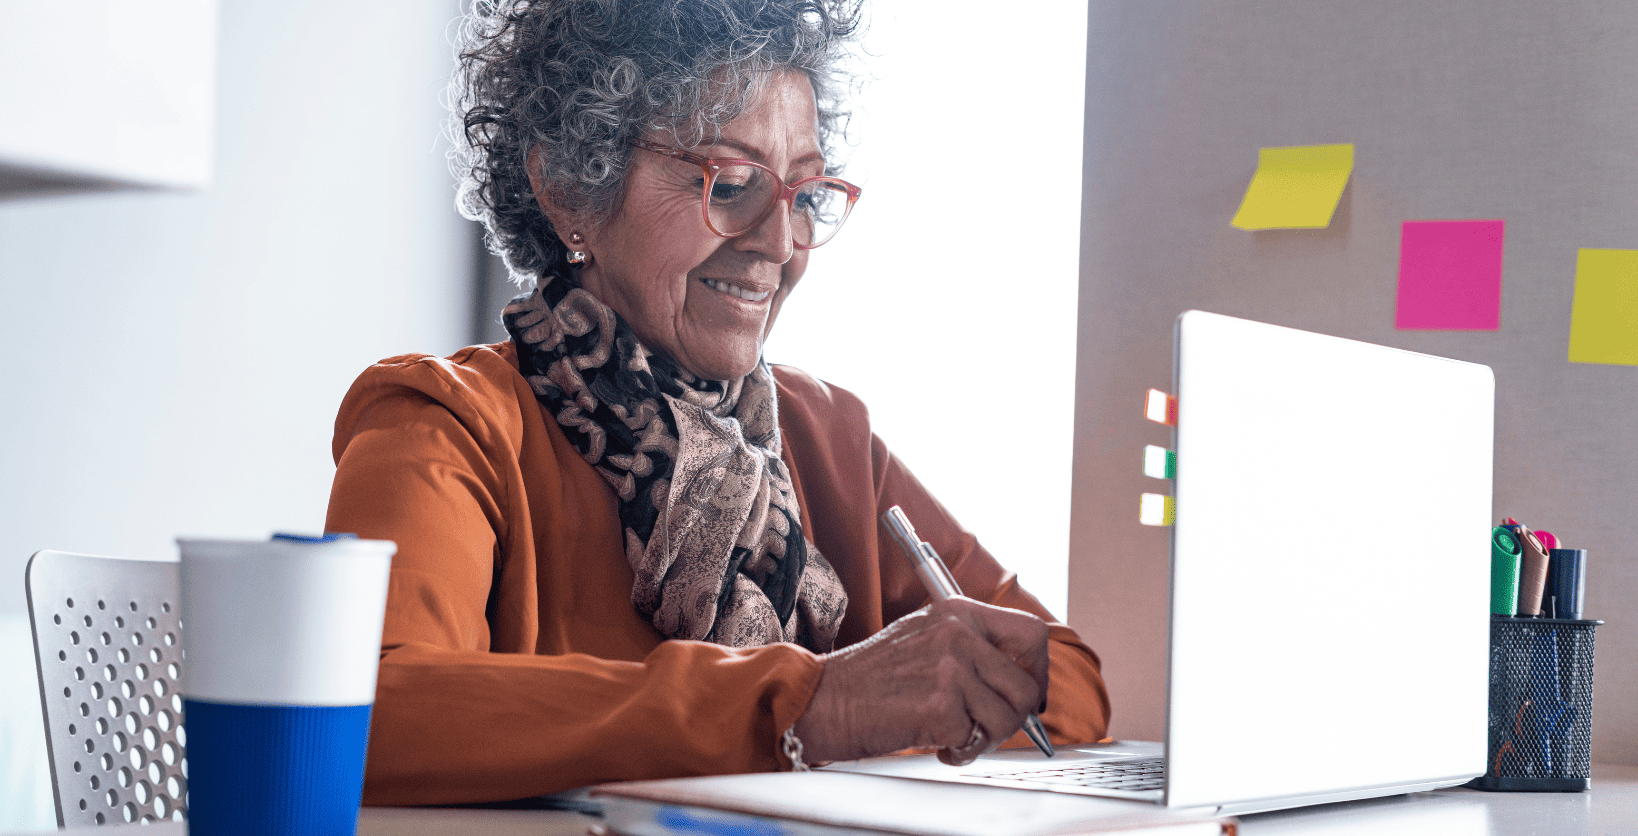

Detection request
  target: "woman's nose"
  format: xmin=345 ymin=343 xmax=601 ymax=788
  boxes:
xmin=734 ymin=193 xmax=796 ymax=265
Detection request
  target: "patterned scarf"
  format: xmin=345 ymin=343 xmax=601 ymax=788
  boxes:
xmin=503 ymin=267 xmax=848 ymax=652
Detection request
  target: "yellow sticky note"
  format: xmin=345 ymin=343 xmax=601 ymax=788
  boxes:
xmin=1568 ymin=248 xmax=1638 ymax=367
xmin=1230 ymin=144 xmax=1354 ymax=230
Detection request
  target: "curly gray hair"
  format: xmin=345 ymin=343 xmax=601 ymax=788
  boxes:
xmin=452 ymin=0 xmax=864 ymax=285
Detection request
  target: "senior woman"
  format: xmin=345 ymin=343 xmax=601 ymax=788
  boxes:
xmin=325 ymin=0 xmax=1110 ymax=806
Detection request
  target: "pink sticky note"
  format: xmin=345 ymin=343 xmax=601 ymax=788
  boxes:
xmin=1395 ymin=220 xmax=1505 ymax=330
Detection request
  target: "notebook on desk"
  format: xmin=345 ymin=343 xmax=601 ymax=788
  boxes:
xmin=594 ymin=771 xmax=1235 ymax=836
xmin=830 ymin=310 xmax=1495 ymax=816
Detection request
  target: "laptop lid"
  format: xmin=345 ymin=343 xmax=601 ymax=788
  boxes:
xmin=1164 ymin=311 xmax=1493 ymax=810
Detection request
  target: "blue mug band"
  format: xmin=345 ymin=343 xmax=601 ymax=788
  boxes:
xmin=183 ymin=699 xmax=372 ymax=836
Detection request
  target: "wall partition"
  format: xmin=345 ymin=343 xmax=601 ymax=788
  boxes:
xmin=1070 ymin=0 xmax=1638 ymax=764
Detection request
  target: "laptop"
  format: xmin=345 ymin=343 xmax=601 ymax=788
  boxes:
xmin=829 ymin=310 xmax=1495 ymax=816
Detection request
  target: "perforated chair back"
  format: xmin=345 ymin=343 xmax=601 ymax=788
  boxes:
xmin=25 ymin=550 xmax=188 ymax=826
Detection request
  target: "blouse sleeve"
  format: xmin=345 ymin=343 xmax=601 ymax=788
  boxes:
xmin=326 ymin=351 xmax=823 ymax=806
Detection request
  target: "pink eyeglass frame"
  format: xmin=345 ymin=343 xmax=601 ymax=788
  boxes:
xmin=632 ymin=139 xmax=863 ymax=249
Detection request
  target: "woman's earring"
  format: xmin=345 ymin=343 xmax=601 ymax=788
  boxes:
xmin=567 ymin=231 xmax=590 ymax=266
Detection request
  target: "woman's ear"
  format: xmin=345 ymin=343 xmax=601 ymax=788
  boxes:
xmin=525 ymin=144 xmax=583 ymax=254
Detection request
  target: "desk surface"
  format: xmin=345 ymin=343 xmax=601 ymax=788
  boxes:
xmin=17 ymin=763 xmax=1638 ymax=836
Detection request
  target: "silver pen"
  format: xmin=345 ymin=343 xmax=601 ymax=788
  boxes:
xmin=882 ymin=505 xmax=1055 ymax=758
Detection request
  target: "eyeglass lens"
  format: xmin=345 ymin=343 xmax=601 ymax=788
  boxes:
xmin=706 ymin=164 xmax=852 ymax=248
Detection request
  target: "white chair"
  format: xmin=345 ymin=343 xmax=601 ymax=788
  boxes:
xmin=25 ymin=550 xmax=188 ymax=826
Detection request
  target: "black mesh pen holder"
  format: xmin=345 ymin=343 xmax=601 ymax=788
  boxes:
xmin=1467 ymin=615 xmax=1601 ymax=792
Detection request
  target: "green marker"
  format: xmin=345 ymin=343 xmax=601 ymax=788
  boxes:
xmin=1490 ymin=526 xmax=1521 ymax=615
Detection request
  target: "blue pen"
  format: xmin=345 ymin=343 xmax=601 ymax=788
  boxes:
xmin=1527 ymin=630 xmax=1562 ymax=775
xmin=881 ymin=505 xmax=1055 ymax=758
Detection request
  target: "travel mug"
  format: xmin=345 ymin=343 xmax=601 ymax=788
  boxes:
xmin=178 ymin=533 xmax=394 ymax=836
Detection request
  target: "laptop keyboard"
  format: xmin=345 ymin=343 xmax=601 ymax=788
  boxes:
xmin=964 ymin=757 xmax=1167 ymax=791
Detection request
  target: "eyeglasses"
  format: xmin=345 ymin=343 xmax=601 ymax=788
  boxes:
xmin=633 ymin=139 xmax=862 ymax=250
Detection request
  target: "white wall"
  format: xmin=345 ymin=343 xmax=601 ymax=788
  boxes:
xmin=764 ymin=1 xmax=1089 ymax=621
xmin=1 ymin=0 xmax=1093 ymax=823
xmin=0 ymin=0 xmax=472 ymax=826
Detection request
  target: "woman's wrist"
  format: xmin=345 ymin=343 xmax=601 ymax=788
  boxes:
xmin=788 ymin=652 xmax=847 ymax=766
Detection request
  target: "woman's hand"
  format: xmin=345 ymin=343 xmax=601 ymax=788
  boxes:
xmin=791 ymin=597 xmax=1050 ymax=767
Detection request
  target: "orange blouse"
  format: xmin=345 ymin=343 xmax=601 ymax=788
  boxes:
xmin=325 ymin=341 xmax=1110 ymax=806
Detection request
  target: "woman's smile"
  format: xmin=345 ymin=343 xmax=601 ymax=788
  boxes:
xmin=699 ymin=277 xmax=772 ymax=302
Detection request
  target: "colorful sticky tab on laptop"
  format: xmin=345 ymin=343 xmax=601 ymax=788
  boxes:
xmin=1143 ymin=445 xmax=1176 ymax=480
xmin=1139 ymin=493 xmax=1176 ymax=527
xmin=1144 ymin=389 xmax=1178 ymax=425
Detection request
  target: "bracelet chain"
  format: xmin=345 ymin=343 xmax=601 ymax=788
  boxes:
xmin=781 ymin=727 xmax=811 ymax=772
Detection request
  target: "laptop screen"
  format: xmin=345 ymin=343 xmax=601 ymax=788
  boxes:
xmin=1165 ymin=311 xmax=1493 ymax=809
